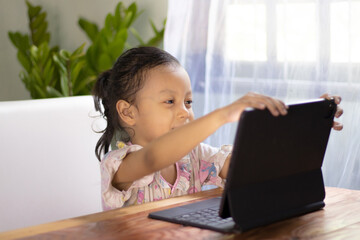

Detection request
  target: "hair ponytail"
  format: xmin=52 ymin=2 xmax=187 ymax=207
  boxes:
xmin=93 ymin=70 xmax=111 ymax=114
xmin=93 ymin=70 xmax=116 ymax=161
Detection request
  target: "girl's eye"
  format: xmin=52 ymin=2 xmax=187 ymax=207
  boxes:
xmin=185 ymin=100 xmax=193 ymax=107
xmin=165 ymin=100 xmax=174 ymax=104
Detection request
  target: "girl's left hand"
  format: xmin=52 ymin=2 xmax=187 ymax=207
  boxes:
xmin=320 ymin=93 xmax=344 ymax=131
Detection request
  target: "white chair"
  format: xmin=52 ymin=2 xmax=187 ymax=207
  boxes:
xmin=0 ymin=96 xmax=105 ymax=232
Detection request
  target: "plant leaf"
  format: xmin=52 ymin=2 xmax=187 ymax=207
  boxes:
xmin=70 ymin=43 xmax=86 ymax=60
xmin=59 ymin=71 xmax=69 ymax=96
xmin=29 ymin=45 xmax=39 ymax=62
xmin=145 ymin=32 xmax=164 ymax=47
xmin=144 ymin=19 xmax=166 ymax=47
xmin=98 ymin=33 xmax=110 ymax=52
xmin=33 ymin=84 xmax=47 ymax=98
xmin=77 ymin=1 xmax=165 ymax=79
xmin=114 ymin=2 xmax=122 ymax=30
xmin=129 ymin=27 xmax=145 ymax=45
xmin=121 ymin=11 xmax=133 ymax=29
xmin=98 ymin=54 xmax=113 ymax=72
xmin=46 ymin=86 xmax=63 ymax=98
xmin=109 ymin=29 xmax=127 ymax=60
xmin=37 ymin=42 xmax=50 ymax=68
xmin=17 ymin=51 xmax=32 ymax=73
xmin=59 ymin=49 xmax=71 ymax=61
xmin=43 ymin=58 xmax=55 ymax=86
xmin=100 ymin=25 xmax=112 ymax=43
xmin=26 ymin=0 xmax=41 ymax=19
xmin=70 ymin=59 xmax=85 ymax=87
xmin=126 ymin=3 xmax=141 ymax=27
xmin=78 ymin=18 xmax=99 ymax=42
xmin=19 ymin=71 xmax=31 ymax=91
xmin=53 ymin=54 xmax=67 ymax=73
xmin=85 ymin=44 xmax=99 ymax=74
xmin=149 ymin=19 xmax=159 ymax=34
xmin=73 ymin=75 xmax=96 ymax=95
xmin=104 ymin=13 xmax=113 ymax=33
xmin=8 ymin=32 xmax=31 ymax=52
xmin=26 ymin=0 xmax=50 ymax=46
xmin=31 ymin=66 xmax=43 ymax=86
xmin=30 ymin=12 xmax=46 ymax=29
xmin=32 ymin=21 xmax=48 ymax=45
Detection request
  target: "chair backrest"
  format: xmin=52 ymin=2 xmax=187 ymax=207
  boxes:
xmin=0 ymin=96 xmax=105 ymax=231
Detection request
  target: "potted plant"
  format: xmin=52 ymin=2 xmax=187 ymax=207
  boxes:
xmin=8 ymin=0 xmax=165 ymax=99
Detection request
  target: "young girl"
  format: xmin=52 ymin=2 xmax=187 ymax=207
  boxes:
xmin=93 ymin=47 xmax=343 ymax=210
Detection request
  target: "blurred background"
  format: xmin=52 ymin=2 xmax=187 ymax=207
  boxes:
xmin=1 ymin=0 xmax=359 ymax=191
xmin=0 ymin=0 xmax=168 ymax=101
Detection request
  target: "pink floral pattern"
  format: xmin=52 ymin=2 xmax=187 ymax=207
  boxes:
xmin=100 ymin=143 xmax=232 ymax=210
xmin=137 ymin=190 xmax=144 ymax=204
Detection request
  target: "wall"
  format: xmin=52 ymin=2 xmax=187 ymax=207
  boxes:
xmin=0 ymin=0 xmax=168 ymax=101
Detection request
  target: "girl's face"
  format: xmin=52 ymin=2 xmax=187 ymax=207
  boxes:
xmin=130 ymin=65 xmax=194 ymax=146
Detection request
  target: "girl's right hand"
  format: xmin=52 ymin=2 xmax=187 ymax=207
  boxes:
xmin=221 ymin=92 xmax=288 ymax=123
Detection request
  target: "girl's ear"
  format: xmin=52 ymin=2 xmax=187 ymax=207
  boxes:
xmin=116 ymin=100 xmax=136 ymax=126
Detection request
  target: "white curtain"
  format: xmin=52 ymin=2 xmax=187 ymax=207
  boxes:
xmin=164 ymin=0 xmax=360 ymax=190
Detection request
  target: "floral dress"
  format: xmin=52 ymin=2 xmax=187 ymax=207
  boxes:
xmin=100 ymin=142 xmax=232 ymax=210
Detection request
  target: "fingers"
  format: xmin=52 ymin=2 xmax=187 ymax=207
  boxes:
xmin=333 ymin=121 xmax=343 ymax=131
xmin=333 ymin=105 xmax=343 ymax=131
xmin=320 ymin=93 xmax=344 ymax=130
xmin=244 ymin=92 xmax=288 ymax=117
xmin=333 ymin=96 xmax=342 ymax=105
xmin=263 ymin=96 xmax=288 ymax=116
xmin=320 ymin=93 xmax=330 ymax=99
xmin=335 ymin=106 xmax=343 ymax=118
xmin=320 ymin=93 xmax=342 ymax=105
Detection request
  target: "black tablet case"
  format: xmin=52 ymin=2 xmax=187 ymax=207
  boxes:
xmin=219 ymin=98 xmax=337 ymax=230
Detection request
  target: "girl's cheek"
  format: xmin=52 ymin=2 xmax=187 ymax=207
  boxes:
xmin=190 ymin=112 xmax=195 ymax=121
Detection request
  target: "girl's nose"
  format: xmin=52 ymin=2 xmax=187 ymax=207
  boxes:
xmin=177 ymin=104 xmax=190 ymax=119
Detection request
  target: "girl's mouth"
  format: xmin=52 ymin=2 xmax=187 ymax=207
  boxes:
xmin=173 ymin=119 xmax=191 ymax=130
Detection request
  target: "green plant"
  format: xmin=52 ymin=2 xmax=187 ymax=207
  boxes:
xmin=8 ymin=1 xmax=165 ymax=99
xmin=52 ymin=44 xmax=95 ymax=97
xmin=8 ymin=1 xmax=92 ymax=98
xmin=78 ymin=2 xmax=166 ymax=75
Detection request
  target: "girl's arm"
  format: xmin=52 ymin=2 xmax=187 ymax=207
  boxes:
xmin=219 ymin=154 xmax=231 ymax=179
xmin=113 ymin=93 xmax=288 ymax=189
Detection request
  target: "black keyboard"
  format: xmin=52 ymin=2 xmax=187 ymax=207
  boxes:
xmin=174 ymin=207 xmax=233 ymax=226
xmin=149 ymin=197 xmax=237 ymax=233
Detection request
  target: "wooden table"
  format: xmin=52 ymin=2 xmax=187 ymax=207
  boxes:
xmin=1 ymin=187 xmax=360 ymax=240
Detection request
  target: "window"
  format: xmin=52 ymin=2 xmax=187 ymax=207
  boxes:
xmin=277 ymin=2 xmax=316 ymax=62
xmin=225 ymin=0 xmax=360 ymax=82
xmin=226 ymin=3 xmax=267 ymax=61
xmin=330 ymin=1 xmax=360 ymax=62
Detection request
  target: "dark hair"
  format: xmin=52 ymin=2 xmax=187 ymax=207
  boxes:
xmin=92 ymin=47 xmax=180 ymax=161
